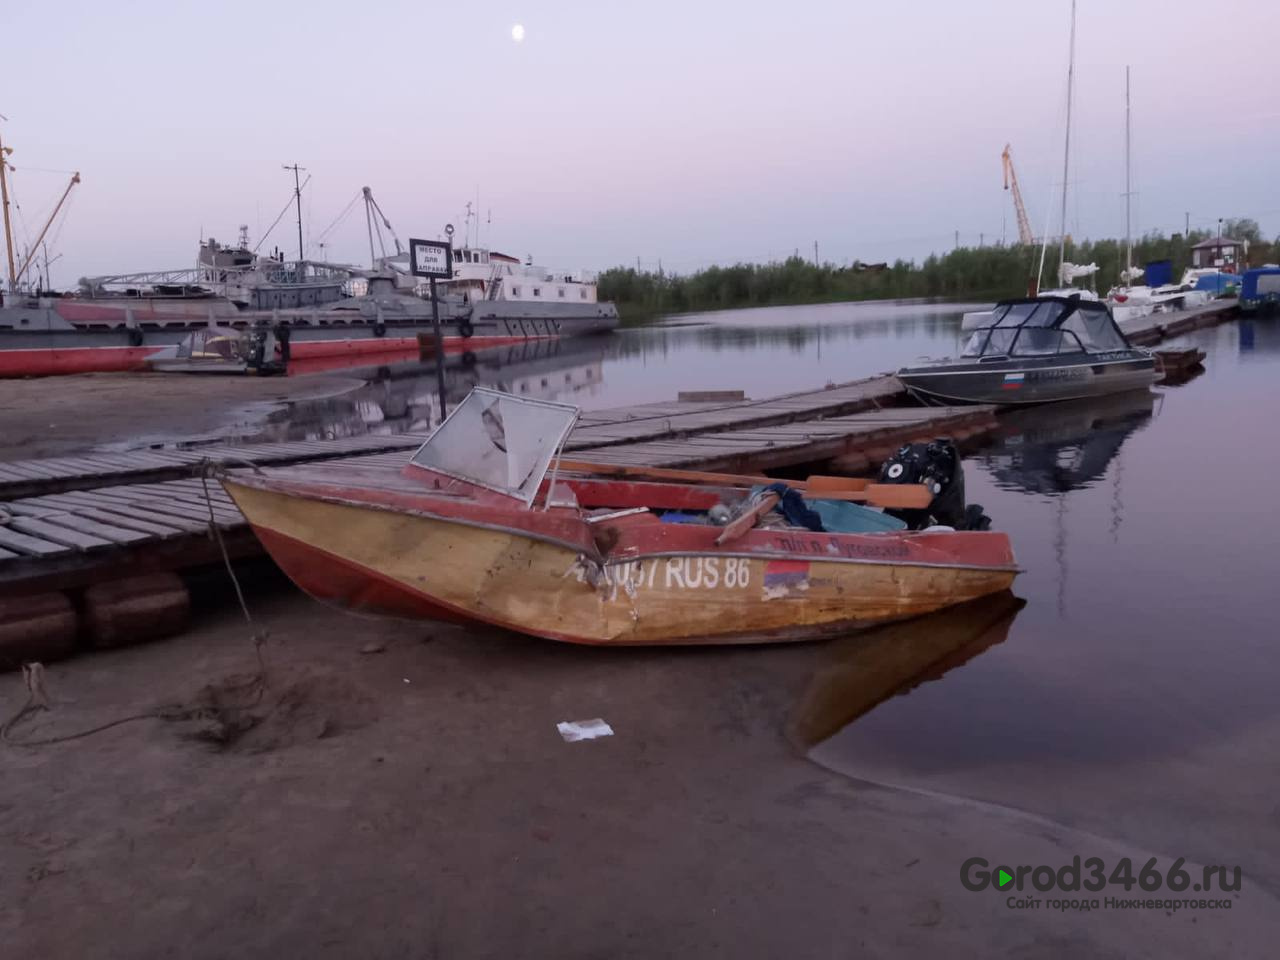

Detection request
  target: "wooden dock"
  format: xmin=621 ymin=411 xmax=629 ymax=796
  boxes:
xmin=1117 ymin=298 xmax=1237 ymax=346
xmin=0 ymin=433 xmax=428 ymax=501
xmin=0 ymin=296 xmax=1240 ymax=598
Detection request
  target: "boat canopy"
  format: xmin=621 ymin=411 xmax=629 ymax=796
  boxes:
xmin=1240 ymin=267 xmax=1280 ymax=302
xmin=961 ymin=297 xmax=1130 ymax=359
xmin=409 ymin=387 xmax=579 ymax=506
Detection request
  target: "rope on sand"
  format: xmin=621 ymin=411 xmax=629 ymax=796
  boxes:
xmin=1 ymin=461 xmax=269 ymax=748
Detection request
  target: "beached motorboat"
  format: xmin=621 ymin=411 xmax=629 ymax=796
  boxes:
xmin=222 ymin=388 xmax=1019 ymax=646
xmin=897 ymin=295 xmax=1155 ymax=406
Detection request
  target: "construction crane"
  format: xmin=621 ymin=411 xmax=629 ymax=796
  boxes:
xmin=1001 ymin=143 xmax=1035 ymax=246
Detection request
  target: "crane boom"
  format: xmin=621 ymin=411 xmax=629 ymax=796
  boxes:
xmin=1001 ymin=143 xmax=1035 ymax=246
xmin=14 ymin=171 xmax=80 ymax=286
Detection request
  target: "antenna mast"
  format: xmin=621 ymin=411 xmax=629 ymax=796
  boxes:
xmin=283 ymin=163 xmax=306 ymax=261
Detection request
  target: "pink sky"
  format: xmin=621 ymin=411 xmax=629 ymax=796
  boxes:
xmin=2 ymin=0 xmax=1276 ymax=285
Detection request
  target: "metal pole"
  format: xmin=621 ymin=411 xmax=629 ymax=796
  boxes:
xmin=429 ymin=277 xmax=447 ymax=422
xmin=293 ymin=166 xmax=303 ymax=261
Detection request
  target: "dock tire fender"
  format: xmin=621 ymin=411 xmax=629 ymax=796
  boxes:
xmin=127 ymin=327 xmax=144 ymax=347
xmin=373 ymin=321 xmax=387 ymax=337
xmin=458 ymin=319 xmax=475 ymax=339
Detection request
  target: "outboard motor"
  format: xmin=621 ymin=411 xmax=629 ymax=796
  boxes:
xmin=244 ymin=325 xmax=286 ymax=376
xmin=878 ymin=438 xmax=988 ymax=530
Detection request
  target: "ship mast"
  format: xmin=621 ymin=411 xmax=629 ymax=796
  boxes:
xmin=283 ymin=163 xmax=306 ymax=261
xmin=0 ymin=126 xmax=15 ymax=291
xmin=1057 ymin=0 xmax=1077 ymax=281
xmin=13 ymin=170 xmax=80 ymax=286
xmin=1124 ymin=65 xmax=1133 ymax=281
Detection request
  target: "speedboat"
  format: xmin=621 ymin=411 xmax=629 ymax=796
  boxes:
xmin=897 ymin=295 xmax=1155 ymax=406
xmin=222 ymin=388 xmax=1018 ymax=646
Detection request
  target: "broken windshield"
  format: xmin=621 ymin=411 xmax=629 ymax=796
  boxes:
xmin=409 ymin=387 xmax=579 ymax=505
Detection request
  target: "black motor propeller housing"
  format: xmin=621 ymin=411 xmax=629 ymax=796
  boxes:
xmin=878 ymin=438 xmax=987 ymax=530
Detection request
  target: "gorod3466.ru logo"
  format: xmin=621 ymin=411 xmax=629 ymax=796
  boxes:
xmin=961 ymin=856 xmax=1241 ymax=894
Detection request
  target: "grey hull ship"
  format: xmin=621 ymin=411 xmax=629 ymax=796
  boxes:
xmin=1 ymin=236 xmax=618 ymax=376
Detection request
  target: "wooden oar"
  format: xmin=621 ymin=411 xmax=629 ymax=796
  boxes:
xmin=557 ymin=459 xmax=772 ymax=487
xmin=557 ymin=460 xmax=934 ymax=509
xmin=715 ymin=493 xmax=780 ymax=545
xmin=804 ymin=474 xmax=871 ymax=493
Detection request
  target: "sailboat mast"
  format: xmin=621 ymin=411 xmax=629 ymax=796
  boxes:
xmin=0 ymin=130 xmax=16 ymax=291
xmin=1058 ymin=0 xmax=1077 ymax=280
xmin=1124 ymin=65 xmax=1132 ymax=278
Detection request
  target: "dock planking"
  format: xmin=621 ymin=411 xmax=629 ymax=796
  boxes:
xmin=0 ymin=432 xmax=430 ymax=500
xmin=1117 ymin=298 xmax=1237 ymax=346
xmin=568 ymin=406 xmax=998 ymax=473
xmin=566 ymin=374 xmax=904 ymax=450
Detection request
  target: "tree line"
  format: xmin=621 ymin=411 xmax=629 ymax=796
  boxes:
xmin=599 ymin=219 xmax=1277 ymax=317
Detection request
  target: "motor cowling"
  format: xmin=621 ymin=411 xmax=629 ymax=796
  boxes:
xmin=878 ymin=438 xmax=979 ymax=530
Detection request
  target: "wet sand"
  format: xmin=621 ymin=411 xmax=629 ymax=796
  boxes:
xmin=1 ymin=585 xmax=1273 ymax=958
xmin=0 ymin=373 xmax=362 ymax=460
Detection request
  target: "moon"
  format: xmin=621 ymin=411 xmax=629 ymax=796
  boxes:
xmin=511 ymin=24 xmax=525 ymax=42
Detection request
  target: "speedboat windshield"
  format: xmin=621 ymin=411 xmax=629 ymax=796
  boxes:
xmin=410 ymin=387 xmax=580 ymax=505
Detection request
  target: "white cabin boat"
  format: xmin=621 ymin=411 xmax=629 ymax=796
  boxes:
xmin=433 ymin=247 xmax=602 ymax=307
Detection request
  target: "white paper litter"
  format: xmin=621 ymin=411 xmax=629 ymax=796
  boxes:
xmin=557 ymin=718 xmax=614 ymax=742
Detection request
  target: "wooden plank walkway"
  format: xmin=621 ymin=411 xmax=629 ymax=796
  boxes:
xmin=565 ymin=375 xmax=903 ymax=450
xmin=570 ymin=406 xmax=998 ymax=473
xmin=1118 ymin=298 xmax=1237 ymax=346
xmin=0 ymin=432 xmax=429 ymax=500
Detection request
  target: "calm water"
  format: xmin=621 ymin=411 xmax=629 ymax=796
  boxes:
xmin=795 ymin=316 xmax=1280 ymax=892
xmin=252 ymin=301 xmax=1280 ymax=887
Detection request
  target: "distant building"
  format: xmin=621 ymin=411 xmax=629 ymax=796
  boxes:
xmin=1191 ymin=237 xmax=1247 ymax=273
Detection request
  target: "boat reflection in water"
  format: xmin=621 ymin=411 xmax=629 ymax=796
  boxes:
xmin=789 ymin=592 xmax=1025 ymax=749
xmin=976 ymin=387 xmax=1156 ymax=496
xmin=1238 ymin=316 xmax=1280 ymax=360
xmin=249 ymin=337 xmax=609 ymax=443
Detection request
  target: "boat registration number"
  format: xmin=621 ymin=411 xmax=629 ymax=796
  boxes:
xmin=600 ymin=556 xmax=752 ymax=595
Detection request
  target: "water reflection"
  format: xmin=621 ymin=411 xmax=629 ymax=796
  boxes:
xmin=1237 ymin=316 xmax=1280 ymax=358
xmin=976 ymin=389 xmax=1156 ymax=495
xmin=249 ymin=338 xmax=609 ymax=442
xmin=790 ymin=592 xmax=1025 ymax=748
